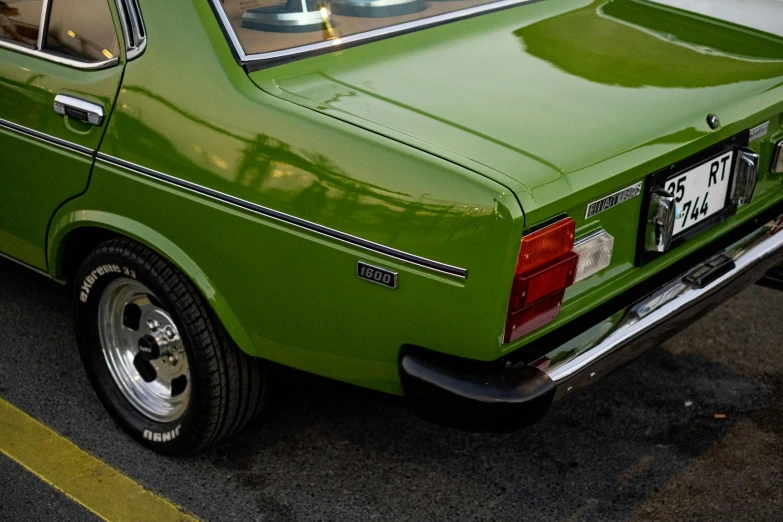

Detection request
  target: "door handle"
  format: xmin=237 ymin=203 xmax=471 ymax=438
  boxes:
xmin=53 ymin=94 xmax=105 ymax=126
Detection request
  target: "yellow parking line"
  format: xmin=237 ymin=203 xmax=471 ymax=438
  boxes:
xmin=0 ymin=398 xmax=197 ymax=522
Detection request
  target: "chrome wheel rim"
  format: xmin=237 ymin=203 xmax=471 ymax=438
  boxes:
xmin=98 ymin=278 xmax=190 ymax=423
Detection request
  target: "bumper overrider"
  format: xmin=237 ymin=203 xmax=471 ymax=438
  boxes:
xmin=400 ymin=205 xmax=783 ymax=432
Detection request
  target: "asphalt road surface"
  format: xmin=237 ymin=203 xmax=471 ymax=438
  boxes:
xmin=1 ymin=256 xmax=782 ymax=521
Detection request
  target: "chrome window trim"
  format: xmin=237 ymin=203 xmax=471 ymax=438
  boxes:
xmin=115 ymin=0 xmax=146 ymax=61
xmin=0 ymin=38 xmax=119 ymax=70
xmin=96 ymin=153 xmax=469 ymax=279
xmin=36 ymin=0 xmax=50 ymax=50
xmin=209 ymin=0 xmax=541 ymax=67
xmin=0 ymin=0 xmax=120 ymax=70
xmin=0 ymin=116 xmax=93 ymax=156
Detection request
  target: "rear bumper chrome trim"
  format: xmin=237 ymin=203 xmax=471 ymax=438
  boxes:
xmin=545 ymin=212 xmax=783 ymax=398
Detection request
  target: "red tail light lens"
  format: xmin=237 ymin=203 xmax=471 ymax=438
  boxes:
xmin=505 ymin=291 xmax=567 ymax=343
xmin=509 ymin=252 xmax=578 ymax=310
xmin=505 ymin=218 xmax=577 ymax=343
xmin=516 ymin=218 xmax=575 ymax=274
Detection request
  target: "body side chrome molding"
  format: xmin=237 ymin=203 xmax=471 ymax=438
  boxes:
xmin=95 ymin=153 xmax=469 ymax=279
xmin=209 ymin=0 xmax=541 ymax=67
xmin=545 ymin=215 xmax=783 ymax=385
xmin=0 ymin=117 xmax=93 ymax=156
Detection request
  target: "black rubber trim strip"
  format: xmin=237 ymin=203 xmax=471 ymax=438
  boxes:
xmin=95 ymin=153 xmax=469 ymax=278
xmin=0 ymin=117 xmax=93 ymax=156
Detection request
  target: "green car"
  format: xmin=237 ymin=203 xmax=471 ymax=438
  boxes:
xmin=1 ymin=0 xmax=783 ymax=453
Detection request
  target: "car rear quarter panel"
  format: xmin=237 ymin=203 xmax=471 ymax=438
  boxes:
xmin=47 ymin=0 xmax=525 ymax=394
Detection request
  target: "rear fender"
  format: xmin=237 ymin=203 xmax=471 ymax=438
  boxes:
xmin=47 ymin=208 xmax=256 ymax=355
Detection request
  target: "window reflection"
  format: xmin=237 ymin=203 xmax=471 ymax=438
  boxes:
xmin=219 ymin=0 xmax=501 ymax=56
xmin=44 ymin=0 xmax=119 ymax=63
xmin=0 ymin=0 xmax=43 ymax=46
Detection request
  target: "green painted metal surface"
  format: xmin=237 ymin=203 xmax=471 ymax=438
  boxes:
xmin=0 ymin=41 xmax=124 ymax=269
xmin=1 ymin=0 xmax=783 ymax=394
xmin=249 ymin=0 xmax=783 ymax=354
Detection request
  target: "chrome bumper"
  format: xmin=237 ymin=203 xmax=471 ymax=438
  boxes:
xmin=400 ymin=210 xmax=783 ymax=433
xmin=543 ymin=213 xmax=783 ymax=401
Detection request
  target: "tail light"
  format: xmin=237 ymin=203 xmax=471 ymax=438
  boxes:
xmin=504 ymin=219 xmax=614 ymax=343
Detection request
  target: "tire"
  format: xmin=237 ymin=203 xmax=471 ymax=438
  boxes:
xmin=73 ymin=238 xmax=268 ymax=454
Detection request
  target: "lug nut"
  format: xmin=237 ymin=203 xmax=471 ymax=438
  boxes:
xmin=163 ymin=326 xmax=175 ymax=340
xmin=168 ymin=355 xmax=178 ymax=365
xmin=147 ymin=319 xmax=159 ymax=332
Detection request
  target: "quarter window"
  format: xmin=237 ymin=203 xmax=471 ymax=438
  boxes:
xmin=43 ymin=0 xmax=119 ymax=63
xmin=0 ymin=0 xmax=44 ymax=47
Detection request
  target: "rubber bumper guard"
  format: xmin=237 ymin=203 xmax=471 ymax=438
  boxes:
xmin=399 ymin=345 xmax=556 ymax=432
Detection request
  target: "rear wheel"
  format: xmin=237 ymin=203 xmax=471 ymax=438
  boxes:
xmin=73 ymin=238 xmax=268 ymax=454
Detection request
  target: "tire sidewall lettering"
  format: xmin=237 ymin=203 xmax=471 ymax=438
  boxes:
xmin=72 ymin=240 xmax=262 ymax=453
xmin=76 ymin=255 xmax=193 ymax=449
xmin=79 ymin=264 xmax=136 ymax=303
xmin=143 ymin=425 xmax=182 ymax=443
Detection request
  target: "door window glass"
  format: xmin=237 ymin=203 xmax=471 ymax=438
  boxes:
xmin=0 ymin=0 xmax=43 ymax=47
xmin=44 ymin=0 xmax=119 ymax=62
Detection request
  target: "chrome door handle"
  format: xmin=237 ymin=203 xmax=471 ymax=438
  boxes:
xmin=53 ymin=94 xmax=105 ymax=126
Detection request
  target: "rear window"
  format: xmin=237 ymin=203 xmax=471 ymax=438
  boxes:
xmin=216 ymin=0 xmax=507 ymax=59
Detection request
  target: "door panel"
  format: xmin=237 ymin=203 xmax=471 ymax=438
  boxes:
xmin=0 ymin=1 xmax=124 ymax=270
xmin=0 ymin=128 xmax=94 ymax=266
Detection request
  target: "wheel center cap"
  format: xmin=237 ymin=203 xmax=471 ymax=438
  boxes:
xmin=138 ymin=334 xmax=160 ymax=361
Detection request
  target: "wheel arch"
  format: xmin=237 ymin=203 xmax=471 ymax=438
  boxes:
xmin=47 ymin=209 xmax=257 ymax=356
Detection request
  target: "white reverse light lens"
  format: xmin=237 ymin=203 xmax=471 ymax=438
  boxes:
xmin=573 ymin=230 xmax=614 ymax=283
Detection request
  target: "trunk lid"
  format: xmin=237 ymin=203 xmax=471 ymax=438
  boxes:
xmin=250 ymin=0 xmax=783 ymax=213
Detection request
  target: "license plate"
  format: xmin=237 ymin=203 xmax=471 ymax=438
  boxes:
xmin=665 ymin=149 xmax=735 ymax=236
